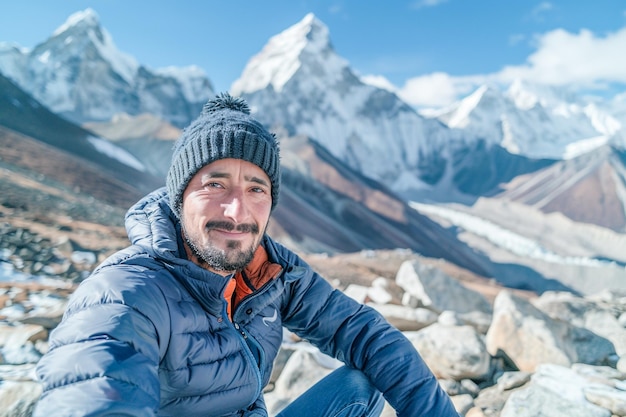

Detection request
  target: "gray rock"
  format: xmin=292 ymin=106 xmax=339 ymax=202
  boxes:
xmin=450 ymin=393 xmax=474 ymax=415
xmin=367 ymin=303 xmax=437 ymax=331
xmin=264 ymin=348 xmax=335 ymax=415
xmin=395 ymin=261 xmax=492 ymax=315
xmin=534 ymin=290 xmax=626 ymax=356
xmin=584 ymin=384 xmax=626 ymax=415
xmin=496 ymin=371 xmax=531 ymax=390
xmin=406 ymin=323 xmax=492 ymax=380
xmin=501 ymin=383 xmax=611 ymax=417
xmin=472 ymin=383 xmax=515 ymax=417
xmin=486 ymin=290 xmax=615 ymax=371
xmin=0 ymin=380 xmax=41 ymax=417
xmin=0 ymin=323 xmax=47 ymax=365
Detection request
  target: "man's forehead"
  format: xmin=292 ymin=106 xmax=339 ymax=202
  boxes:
xmin=198 ymin=159 xmax=270 ymax=184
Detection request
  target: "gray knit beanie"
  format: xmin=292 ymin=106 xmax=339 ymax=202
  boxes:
xmin=166 ymin=92 xmax=280 ymax=218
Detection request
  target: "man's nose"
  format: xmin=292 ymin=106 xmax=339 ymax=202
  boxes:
xmin=222 ymin=193 xmax=246 ymax=221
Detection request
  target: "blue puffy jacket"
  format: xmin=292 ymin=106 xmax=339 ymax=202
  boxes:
xmin=34 ymin=188 xmax=458 ymax=416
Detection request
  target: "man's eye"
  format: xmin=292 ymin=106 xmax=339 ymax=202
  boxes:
xmin=204 ymin=182 xmax=222 ymax=189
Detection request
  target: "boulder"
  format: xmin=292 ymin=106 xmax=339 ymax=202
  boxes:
xmin=367 ymin=277 xmax=393 ymax=305
xmin=533 ymin=290 xmax=626 ymax=356
xmin=395 ymin=261 xmax=492 ymax=315
xmin=264 ymin=347 xmax=337 ymax=415
xmin=500 ymin=364 xmax=616 ymax=417
xmin=486 ymin=291 xmax=615 ymax=371
xmin=405 ymin=323 xmax=492 ymax=380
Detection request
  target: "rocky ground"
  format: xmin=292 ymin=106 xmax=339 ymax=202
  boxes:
xmin=1 ymin=213 xmax=625 ymax=416
xmin=1 ymin=161 xmax=626 ymax=416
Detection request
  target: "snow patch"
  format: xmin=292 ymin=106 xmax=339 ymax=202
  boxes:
xmin=563 ymin=136 xmax=608 ymax=159
xmin=37 ymin=50 xmax=50 ymax=64
xmin=360 ymin=75 xmax=397 ymax=92
xmin=86 ymin=136 xmax=146 ymax=172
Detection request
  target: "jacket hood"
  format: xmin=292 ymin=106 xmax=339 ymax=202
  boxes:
xmin=124 ymin=187 xmax=183 ymax=264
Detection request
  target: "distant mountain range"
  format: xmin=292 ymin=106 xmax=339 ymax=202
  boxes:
xmin=0 ymin=9 xmax=214 ymax=127
xmin=1 ymin=8 xmax=626 ymax=296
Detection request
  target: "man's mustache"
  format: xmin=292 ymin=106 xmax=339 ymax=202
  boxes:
xmin=205 ymin=221 xmax=259 ymax=234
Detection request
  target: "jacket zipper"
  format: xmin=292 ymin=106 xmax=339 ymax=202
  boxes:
xmin=234 ymin=322 xmax=266 ymax=371
xmin=227 ymin=267 xmax=284 ymax=407
xmin=223 ymin=299 xmax=263 ymax=405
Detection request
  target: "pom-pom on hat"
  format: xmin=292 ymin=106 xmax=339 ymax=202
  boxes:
xmin=166 ymin=92 xmax=280 ymax=218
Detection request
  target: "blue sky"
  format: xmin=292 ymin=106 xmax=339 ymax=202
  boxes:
xmin=1 ymin=1 xmax=625 ymax=107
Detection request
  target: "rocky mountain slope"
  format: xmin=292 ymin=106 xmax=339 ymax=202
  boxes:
xmin=496 ymin=144 xmax=626 ymax=231
xmin=0 ymin=73 xmax=163 ymax=197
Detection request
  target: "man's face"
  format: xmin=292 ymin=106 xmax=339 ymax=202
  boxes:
xmin=180 ymin=158 xmax=272 ymax=275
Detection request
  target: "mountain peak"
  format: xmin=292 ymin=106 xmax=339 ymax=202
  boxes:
xmin=282 ymin=13 xmax=328 ymax=43
xmin=299 ymin=12 xmax=318 ymax=27
xmin=52 ymin=8 xmax=101 ymax=37
xmin=40 ymin=8 xmax=139 ymax=86
xmin=231 ymin=13 xmax=336 ymax=94
xmin=444 ymin=84 xmax=504 ymax=128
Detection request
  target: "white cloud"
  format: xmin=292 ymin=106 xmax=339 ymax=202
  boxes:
xmin=397 ymin=25 xmax=626 ymax=108
xmin=397 ymin=72 xmax=473 ymax=108
xmin=509 ymin=33 xmax=526 ymax=46
xmin=328 ymin=4 xmax=342 ymax=14
xmin=530 ymin=2 xmax=554 ymax=21
xmin=498 ymin=27 xmax=626 ymax=87
xmin=411 ymin=0 xmax=449 ymax=9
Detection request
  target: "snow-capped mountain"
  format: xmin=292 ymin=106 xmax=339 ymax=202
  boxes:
xmin=231 ymin=13 xmax=465 ymax=197
xmin=0 ymin=8 xmax=214 ymax=127
xmin=229 ymin=14 xmax=576 ymax=202
xmin=4 ymin=10 xmax=621 ymax=205
xmin=432 ymin=80 xmax=620 ymax=160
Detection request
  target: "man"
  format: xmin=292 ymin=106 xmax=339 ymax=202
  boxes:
xmin=34 ymin=93 xmax=459 ymax=416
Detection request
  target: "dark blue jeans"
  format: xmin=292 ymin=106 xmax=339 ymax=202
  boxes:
xmin=276 ymin=366 xmax=385 ymax=417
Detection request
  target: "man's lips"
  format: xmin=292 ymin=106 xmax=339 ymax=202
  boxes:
xmin=211 ymin=228 xmax=247 ymax=239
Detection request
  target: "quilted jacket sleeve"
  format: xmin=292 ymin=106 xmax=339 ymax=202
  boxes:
xmin=280 ymin=260 xmax=459 ymax=417
xmin=33 ymin=263 xmax=170 ymax=417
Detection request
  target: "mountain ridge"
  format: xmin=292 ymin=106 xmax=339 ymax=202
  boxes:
xmin=0 ymin=8 xmax=214 ymax=127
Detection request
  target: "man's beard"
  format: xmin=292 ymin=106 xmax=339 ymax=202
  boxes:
xmin=182 ymin=219 xmax=263 ymax=272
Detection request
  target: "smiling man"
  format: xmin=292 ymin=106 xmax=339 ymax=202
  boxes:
xmin=33 ymin=93 xmax=459 ymax=417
